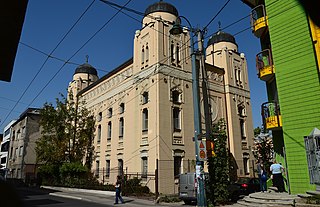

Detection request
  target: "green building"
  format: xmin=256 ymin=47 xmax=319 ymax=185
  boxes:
xmin=242 ymin=0 xmax=320 ymax=194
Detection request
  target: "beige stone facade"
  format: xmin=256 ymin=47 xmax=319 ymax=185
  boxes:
xmin=68 ymin=2 xmax=255 ymax=194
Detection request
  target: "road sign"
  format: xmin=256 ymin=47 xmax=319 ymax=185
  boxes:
xmin=198 ymin=140 xmax=207 ymax=161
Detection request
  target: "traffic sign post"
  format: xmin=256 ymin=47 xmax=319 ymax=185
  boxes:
xmin=198 ymin=139 xmax=207 ymax=161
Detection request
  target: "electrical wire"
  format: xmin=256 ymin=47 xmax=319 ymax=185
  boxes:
xmin=0 ymin=0 xmax=97 ymax=128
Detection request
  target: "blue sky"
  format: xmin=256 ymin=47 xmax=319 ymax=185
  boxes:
xmin=0 ymin=0 xmax=267 ymax=132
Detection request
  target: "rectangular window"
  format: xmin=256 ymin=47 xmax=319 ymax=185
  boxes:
xmin=243 ymin=157 xmax=249 ymax=175
xmin=108 ymin=108 xmax=113 ymax=118
xmin=119 ymin=103 xmax=125 ymax=114
xmin=142 ymin=157 xmax=148 ymax=178
xmin=17 ymin=130 xmax=20 ymax=140
xmin=142 ymin=108 xmax=148 ymax=131
xmin=172 ymin=90 xmax=181 ymax=104
xmin=118 ymin=159 xmax=123 ymax=176
xmin=174 ymin=156 xmax=182 ymax=177
xmin=95 ymin=160 xmax=100 ymax=177
xmin=19 ymin=146 xmax=23 ymax=156
xmin=106 ymin=160 xmax=111 ymax=178
xmin=119 ymin=118 xmax=124 ymax=137
xmin=97 ymin=112 xmax=102 ymax=122
xmin=240 ymin=119 xmax=246 ymax=140
xmin=142 ymin=92 xmax=149 ymax=104
xmin=15 ymin=148 xmax=18 ymax=158
xmin=97 ymin=125 xmax=101 ymax=144
xmin=107 ymin=122 xmax=112 ymax=140
xmin=173 ymin=107 xmax=181 ymax=131
xmin=10 ymin=147 xmax=13 ymax=158
xmin=1 ymin=157 xmax=6 ymax=164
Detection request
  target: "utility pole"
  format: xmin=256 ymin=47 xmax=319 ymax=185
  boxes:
xmin=170 ymin=17 xmax=207 ymax=207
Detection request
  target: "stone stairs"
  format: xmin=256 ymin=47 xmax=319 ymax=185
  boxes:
xmin=233 ymin=188 xmax=320 ymax=207
xmin=236 ymin=191 xmax=296 ymax=207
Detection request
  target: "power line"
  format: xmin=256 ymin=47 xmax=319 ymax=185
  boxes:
xmin=26 ymin=0 xmax=133 ymax=108
xmin=19 ymin=41 xmax=110 ymax=73
xmin=0 ymin=0 xmax=97 ymax=129
xmin=203 ymin=0 xmax=231 ymax=31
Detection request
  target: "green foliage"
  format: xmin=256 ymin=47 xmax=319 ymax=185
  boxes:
xmin=253 ymin=133 xmax=273 ymax=175
xmin=206 ymin=119 xmax=230 ymax=205
xmin=59 ymin=162 xmax=88 ymax=177
xmin=123 ymin=177 xmax=150 ymax=196
xmin=35 ymin=93 xmax=95 ymax=167
xmin=254 ymin=127 xmax=261 ymax=136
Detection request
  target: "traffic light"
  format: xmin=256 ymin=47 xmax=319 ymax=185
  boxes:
xmin=206 ymin=140 xmax=215 ymax=158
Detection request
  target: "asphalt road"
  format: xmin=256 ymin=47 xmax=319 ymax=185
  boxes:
xmin=1 ymin=185 xmax=113 ymax=207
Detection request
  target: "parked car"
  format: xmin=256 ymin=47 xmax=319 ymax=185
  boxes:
xmin=178 ymin=172 xmax=198 ymax=204
xmin=230 ymin=177 xmax=260 ymax=197
xmin=179 ymin=173 xmax=254 ymax=204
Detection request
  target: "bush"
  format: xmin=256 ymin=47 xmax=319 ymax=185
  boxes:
xmin=123 ymin=177 xmax=150 ymax=196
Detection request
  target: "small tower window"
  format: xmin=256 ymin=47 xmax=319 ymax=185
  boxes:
xmin=142 ymin=91 xmax=149 ymax=104
xmin=176 ymin=44 xmax=181 ymax=66
xmin=141 ymin=46 xmax=145 ymax=64
xmin=172 ymin=90 xmax=181 ymax=104
xmin=171 ymin=42 xmax=175 ymax=64
xmin=145 ymin=44 xmax=149 ymax=63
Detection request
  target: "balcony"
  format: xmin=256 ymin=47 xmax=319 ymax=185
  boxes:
xmin=261 ymin=101 xmax=282 ymax=130
xmin=256 ymin=49 xmax=275 ymax=81
xmin=251 ymin=5 xmax=268 ymax=38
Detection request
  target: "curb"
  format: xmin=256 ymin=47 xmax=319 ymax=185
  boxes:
xmin=41 ymin=185 xmax=115 ymax=196
xmin=49 ymin=192 xmax=92 ymax=202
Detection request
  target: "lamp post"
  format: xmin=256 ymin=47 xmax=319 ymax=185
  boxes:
xmin=170 ymin=16 xmax=207 ymax=207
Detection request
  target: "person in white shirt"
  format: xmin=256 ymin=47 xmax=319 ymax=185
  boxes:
xmin=270 ymin=160 xmax=285 ymax=192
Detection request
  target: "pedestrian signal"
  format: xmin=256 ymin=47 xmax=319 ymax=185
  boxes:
xmin=206 ymin=140 xmax=215 ymax=157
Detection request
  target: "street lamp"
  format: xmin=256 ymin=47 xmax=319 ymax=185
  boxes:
xmin=170 ymin=16 xmax=207 ymax=207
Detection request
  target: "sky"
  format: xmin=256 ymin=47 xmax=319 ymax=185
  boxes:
xmin=0 ymin=0 xmax=267 ymax=132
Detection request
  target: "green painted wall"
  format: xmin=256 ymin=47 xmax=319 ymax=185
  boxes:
xmin=266 ymin=0 xmax=320 ymax=194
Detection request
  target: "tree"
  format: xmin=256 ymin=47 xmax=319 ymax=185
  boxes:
xmin=206 ymin=119 xmax=230 ymax=205
xmin=253 ymin=131 xmax=273 ymax=174
xmin=35 ymin=93 xmax=95 ymax=181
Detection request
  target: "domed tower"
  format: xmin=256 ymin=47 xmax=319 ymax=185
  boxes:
xmin=133 ymin=1 xmax=191 ymax=73
xmin=206 ymin=30 xmax=255 ymax=177
xmin=68 ymin=61 xmax=98 ymax=100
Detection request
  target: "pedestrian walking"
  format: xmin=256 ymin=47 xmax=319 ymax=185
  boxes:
xmin=115 ymin=175 xmax=124 ymax=204
xmin=259 ymin=165 xmax=268 ymax=192
xmin=270 ymin=160 xmax=285 ymax=192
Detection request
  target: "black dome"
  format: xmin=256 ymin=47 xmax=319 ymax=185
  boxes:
xmin=74 ymin=63 xmax=98 ymax=76
xmin=145 ymin=1 xmax=178 ymax=17
xmin=207 ymin=31 xmax=237 ymax=47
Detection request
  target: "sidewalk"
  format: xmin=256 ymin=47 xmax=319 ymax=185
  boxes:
xmin=41 ymin=186 xmax=185 ymax=206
